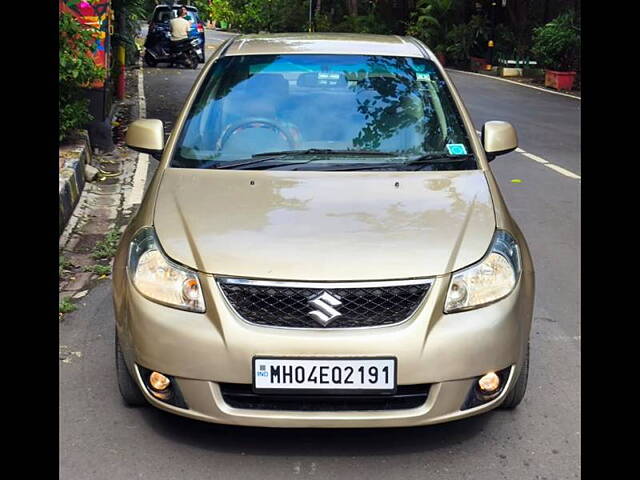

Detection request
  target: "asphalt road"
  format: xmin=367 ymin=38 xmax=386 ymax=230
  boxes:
xmin=60 ymin=30 xmax=580 ymax=480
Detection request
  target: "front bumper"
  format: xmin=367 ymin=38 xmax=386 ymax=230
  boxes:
xmin=114 ymin=271 xmax=533 ymax=428
xmin=133 ymin=364 xmax=517 ymax=428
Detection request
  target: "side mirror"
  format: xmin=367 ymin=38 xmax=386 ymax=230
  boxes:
xmin=125 ymin=119 xmax=164 ymax=160
xmin=482 ymin=121 xmax=518 ymax=161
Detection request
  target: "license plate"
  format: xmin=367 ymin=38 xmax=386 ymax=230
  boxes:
xmin=253 ymin=357 xmax=397 ymax=394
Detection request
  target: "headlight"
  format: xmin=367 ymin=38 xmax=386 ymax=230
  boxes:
xmin=128 ymin=227 xmax=205 ymax=313
xmin=444 ymin=230 xmax=521 ymax=313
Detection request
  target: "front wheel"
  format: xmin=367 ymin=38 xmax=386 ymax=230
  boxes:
xmin=499 ymin=341 xmax=530 ymax=409
xmin=115 ymin=330 xmax=147 ymax=407
xmin=144 ymin=51 xmax=157 ymax=67
xmin=188 ymin=51 xmax=199 ymax=69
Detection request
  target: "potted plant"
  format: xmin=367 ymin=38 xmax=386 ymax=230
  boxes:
xmin=531 ymin=12 xmax=580 ymax=91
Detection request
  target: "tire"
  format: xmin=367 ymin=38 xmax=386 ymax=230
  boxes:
xmin=144 ymin=51 xmax=157 ymax=68
xmin=115 ymin=331 xmax=147 ymax=407
xmin=189 ymin=51 xmax=199 ymax=69
xmin=500 ymin=341 xmax=530 ymax=409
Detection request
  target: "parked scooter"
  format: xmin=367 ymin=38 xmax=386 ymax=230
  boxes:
xmin=144 ymin=27 xmax=201 ymax=69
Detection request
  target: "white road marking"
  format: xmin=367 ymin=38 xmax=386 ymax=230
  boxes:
xmin=476 ymin=131 xmax=580 ymax=180
xmin=125 ymin=62 xmax=151 ymax=210
xmin=449 ymin=68 xmax=581 ymax=100
xmin=126 ymin=153 xmax=149 ymax=208
xmin=520 ymin=151 xmax=549 ymax=164
xmin=137 ymin=63 xmax=146 ymax=118
xmin=545 ymin=163 xmax=581 ymax=179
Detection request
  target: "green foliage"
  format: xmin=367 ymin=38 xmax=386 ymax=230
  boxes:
xmin=59 ymin=256 xmax=73 ymax=278
xmin=113 ymin=0 xmax=149 ymax=65
xmin=494 ymin=23 xmax=520 ymax=61
xmin=85 ymin=264 xmax=112 ymax=276
xmin=233 ymin=0 xmax=273 ymax=32
xmin=445 ymin=15 xmax=487 ymax=66
xmin=59 ymin=297 xmax=77 ymax=314
xmin=204 ymin=0 xmax=389 ymax=34
xmin=531 ymin=12 xmax=580 ymax=71
xmin=313 ymin=12 xmax=333 ymax=32
xmin=59 ymin=11 xmax=105 ymax=142
xmin=128 ymin=0 xmax=579 ymax=77
xmin=406 ymin=0 xmax=455 ymax=54
xmin=405 ymin=0 xmax=439 ymax=39
xmin=228 ymin=0 xmax=306 ymax=33
xmin=269 ymin=0 xmax=308 ymax=32
xmin=333 ymin=12 xmax=389 ymax=35
xmin=92 ymin=229 xmax=121 ymax=260
xmin=201 ymin=0 xmax=236 ymax=25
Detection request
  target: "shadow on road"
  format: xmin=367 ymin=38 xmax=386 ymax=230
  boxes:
xmin=137 ymin=406 xmax=492 ymax=456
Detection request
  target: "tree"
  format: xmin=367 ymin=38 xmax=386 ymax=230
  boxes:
xmin=504 ymin=0 xmax=532 ymax=58
xmin=346 ymin=0 xmax=358 ymax=16
xmin=406 ymin=0 xmax=455 ymax=55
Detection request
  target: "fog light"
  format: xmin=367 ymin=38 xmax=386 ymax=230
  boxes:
xmin=138 ymin=366 xmax=188 ymax=408
xmin=149 ymin=371 xmax=170 ymax=391
xmin=478 ymin=372 xmax=500 ymax=393
xmin=462 ymin=366 xmax=511 ymax=410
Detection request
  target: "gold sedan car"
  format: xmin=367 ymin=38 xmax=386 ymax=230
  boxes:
xmin=114 ymin=33 xmax=534 ymax=428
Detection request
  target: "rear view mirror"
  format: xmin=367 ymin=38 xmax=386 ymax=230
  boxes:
xmin=482 ymin=121 xmax=518 ymax=161
xmin=125 ymin=119 xmax=164 ymax=160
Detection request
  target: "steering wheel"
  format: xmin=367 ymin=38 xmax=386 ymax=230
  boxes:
xmin=217 ymin=118 xmax=296 ymax=152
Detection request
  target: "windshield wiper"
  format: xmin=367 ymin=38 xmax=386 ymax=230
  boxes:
xmin=252 ymin=148 xmax=395 ymax=158
xmin=290 ymin=153 xmax=476 ymax=172
xmin=403 ymin=153 xmax=475 ymax=166
xmin=213 ymin=149 xmax=396 ymax=170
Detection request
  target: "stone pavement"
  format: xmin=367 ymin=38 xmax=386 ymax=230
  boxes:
xmin=59 ymin=66 xmax=146 ymax=315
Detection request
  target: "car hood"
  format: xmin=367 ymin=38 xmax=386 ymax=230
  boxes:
xmin=153 ymin=169 xmax=496 ymax=281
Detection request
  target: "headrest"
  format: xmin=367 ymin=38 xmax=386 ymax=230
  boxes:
xmin=236 ymin=74 xmax=289 ymax=98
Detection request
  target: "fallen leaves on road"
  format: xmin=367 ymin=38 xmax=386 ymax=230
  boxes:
xmin=60 ymin=346 xmax=83 ymax=364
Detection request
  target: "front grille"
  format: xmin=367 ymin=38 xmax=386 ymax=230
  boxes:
xmin=219 ymin=383 xmax=431 ymax=411
xmin=217 ymin=279 xmax=432 ymax=329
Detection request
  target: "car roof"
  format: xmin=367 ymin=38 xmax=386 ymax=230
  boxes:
xmin=154 ymin=4 xmax=198 ymax=11
xmin=223 ymin=33 xmax=429 ymax=58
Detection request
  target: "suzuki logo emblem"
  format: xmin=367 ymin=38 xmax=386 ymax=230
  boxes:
xmin=308 ymin=291 xmax=342 ymax=326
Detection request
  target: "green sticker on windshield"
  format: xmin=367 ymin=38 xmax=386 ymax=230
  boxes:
xmin=416 ymin=72 xmax=431 ymax=81
xmin=446 ymin=144 xmax=467 ymax=155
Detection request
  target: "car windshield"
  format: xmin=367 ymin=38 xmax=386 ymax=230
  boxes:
xmin=152 ymin=7 xmax=171 ymax=23
xmin=153 ymin=7 xmax=199 ymax=24
xmin=176 ymin=8 xmax=199 ymax=24
xmin=172 ymin=54 xmax=476 ymax=171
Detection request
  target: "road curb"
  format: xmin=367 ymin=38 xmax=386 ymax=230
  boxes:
xmin=446 ymin=68 xmax=581 ymax=100
xmin=59 ymin=131 xmax=91 ymax=235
